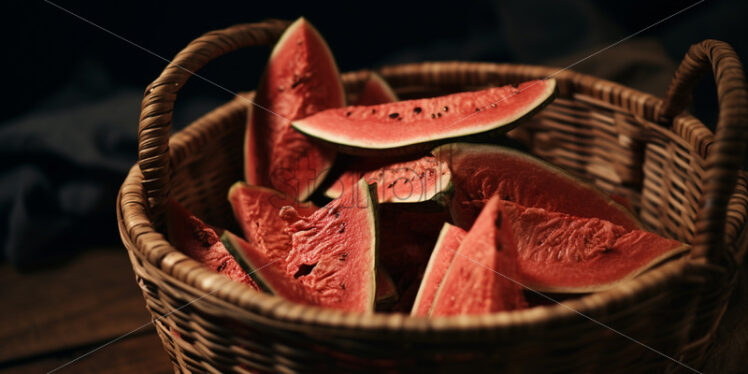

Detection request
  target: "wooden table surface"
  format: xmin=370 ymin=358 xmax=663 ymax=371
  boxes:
xmin=0 ymin=248 xmax=173 ymax=374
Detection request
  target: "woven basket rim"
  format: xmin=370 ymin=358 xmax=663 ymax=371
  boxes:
xmin=118 ymin=62 xmax=729 ymax=333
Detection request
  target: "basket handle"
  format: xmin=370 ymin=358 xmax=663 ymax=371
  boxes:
xmin=659 ymin=40 xmax=748 ymax=264
xmin=138 ymin=19 xmax=289 ymax=221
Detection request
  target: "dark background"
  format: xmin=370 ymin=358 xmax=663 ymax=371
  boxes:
xmin=4 ymin=0 xmax=748 ymax=268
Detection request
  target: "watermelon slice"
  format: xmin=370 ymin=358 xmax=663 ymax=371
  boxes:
xmin=324 ymin=154 xmax=452 ymax=205
xmin=228 ymin=183 xmax=316 ymax=261
xmin=224 ymin=179 xmax=378 ymax=313
xmin=495 ymin=199 xmax=688 ymax=293
xmin=228 ymin=182 xmax=395 ymax=304
xmin=354 ymin=72 xmax=398 ymax=105
xmin=245 ymin=17 xmax=344 ymax=200
xmin=292 ymin=79 xmax=556 ymax=155
xmin=166 ymin=200 xmax=259 ymax=290
xmin=431 ymin=196 xmax=528 ymax=316
xmin=432 ymin=143 xmax=640 ymax=230
xmin=411 ymin=223 xmax=466 ymax=316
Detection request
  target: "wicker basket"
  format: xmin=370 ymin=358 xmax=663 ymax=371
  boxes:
xmin=117 ymin=19 xmax=748 ymax=373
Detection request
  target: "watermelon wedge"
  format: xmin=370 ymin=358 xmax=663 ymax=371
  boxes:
xmin=224 ymin=179 xmax=378 ymax=313
xmin=166 ymin=200 xmax=259 ymax=290
xmin=228 ymin=182 xmax=396 ymax=304
xmin=494 ymin=199 xmax=688 ymax=293
xmin=292 ymin=79 xmax=556 ymax=155
xmin=411 ymin=223 xmax=466 ymax=316
xmin=431 ymin=196 xmax=528 ymax=316
xmin=432 ymin=143 xmax=640 ymax=230
xmin=245 ymin=17 xmax=344 ymax=200
xmin=354 ymin=72 xmax=398 ymax=105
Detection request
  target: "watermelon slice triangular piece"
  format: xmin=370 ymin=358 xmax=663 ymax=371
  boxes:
xmin=223 ymin=179 xmax=378 ymax=313
xmin=495 ymin=199 xmax=688 ymax=293
xmin=228 ymin=181 xmax=396 ymax=305
xmin=432 ymin=143 xmax=641 ymax=230
xmin=354 ymin=72 xmax=398 ymax=106
xmin=411 ymin=223 xmax=466 ymax=316
xmin=431 ymin=196 xmax=528 ymax=316
xmin=245 ymin=17 xmax=344 ymax=200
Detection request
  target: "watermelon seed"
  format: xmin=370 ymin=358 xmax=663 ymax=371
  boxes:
xmin=338 ymin=222 xmax=346 ymax=233
xmin=431 ymin=113 xmax=436 ymax=119
xmin=389 ymin=112 xmax=399 ymax=119
xmin=372 ymin=109 xmax=376 ymax=114
xmin=443 ymin=106 xmax=449 ymax=112
xmin=346 ymin=111 xmax=352 ymax=117
xmin=494 ymin=211 xmax=502 ymax=227
xmin=216 ymin=259 xmax=229 ymax=272
xmin=340 ymin=252 xmax=348 ymax=261
xmin=437 ymin=112 xmax=442 ymax=118
xmin=414 ymin=107 xmax=422 ymax=114
xmin=340 ymin=283 xmax=346 ymax=290
xmin=293 ymin=263 xmax=317 ymax=279
xmin=397 ymin=117 xmax=403 ymax=121
xmin=490 ymin=103 xmax=497 ymax=108
xmin=475 ymin=107 xmax=480 ymax=112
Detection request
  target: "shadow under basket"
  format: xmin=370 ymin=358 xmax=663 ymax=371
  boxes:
xmin=117 ymin=19 xmax=748 ymax=373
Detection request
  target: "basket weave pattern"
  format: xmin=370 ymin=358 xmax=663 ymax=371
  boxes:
xmin=117 ymin=20 xmax=748 ymax=372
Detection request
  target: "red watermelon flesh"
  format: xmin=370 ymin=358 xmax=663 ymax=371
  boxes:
xmin=324 ymin=154 xmax=451 ymax=204
xmin=354 ymin=72 xmax=398 ymax=106
xmin=497 ymin=199 xmax=688 ymax=293
xmin=224 ymin=179 xmax=378 ymax=313
xmin=431 ymin=196 xmax=528 ymax=316
xmin=411 ymin=223 xmax=466 ymax=316
xmin=292 ymin=79 xmax=556 ymax=155
xmin=228 ymin=182 xmax=317 ymax=261
xmin=245 ymin=17 xmax=344 ymax=200
xmin=221 ymin=231 xmax=313 ymax=300
xmin=228 ymin=182 xmax=394 ymax=304
xmin=166 ymin=200 xmax=259 ymax=290
xmin=432 ymin=143 xmax=640 ymax=231
xmin=284 ymin=179 xmax=378 ymax=312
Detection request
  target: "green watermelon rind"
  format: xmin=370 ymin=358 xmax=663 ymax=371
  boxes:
xmin=431 ymin=142 xmax=643 ymax=230
xmin=291 ymin=79 xmax=557 ymax=156
xmin=220 ymin=231 xmax=275 ymax=295
xmin=362 ymin=179 xmax=380 ymax=312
